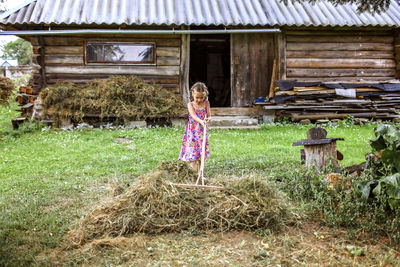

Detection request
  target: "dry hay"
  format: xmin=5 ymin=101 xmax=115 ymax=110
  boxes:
xmin=67 ymin=161 xmax=293 ymax=247
xmin=39 ymin=75 xmax=183 ymax=124
xmin=0 ymin=76 xmax=15 ymax=105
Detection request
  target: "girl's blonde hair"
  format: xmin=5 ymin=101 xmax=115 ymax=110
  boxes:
xmin=190 ymin=82 xmax=209 ymax=101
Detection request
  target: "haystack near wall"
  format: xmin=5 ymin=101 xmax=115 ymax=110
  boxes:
xmin=25 ymin=34 xmax=181 ymax=96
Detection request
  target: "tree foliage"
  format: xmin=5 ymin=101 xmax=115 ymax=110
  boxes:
xmin=1 ymin=38 xmax=33 ymax=65
xmin=286 ymin=0 xmax=391 ymax=13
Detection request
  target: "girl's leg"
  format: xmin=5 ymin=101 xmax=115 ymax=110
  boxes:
xmin=190 ymin=161 xmax=197 ymax=171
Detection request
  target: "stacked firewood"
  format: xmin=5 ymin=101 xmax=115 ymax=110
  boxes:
xmin=16 ymin=86 xmax=38 ymax=118
xmin=264 ymin=81 xmax=400 ymax=122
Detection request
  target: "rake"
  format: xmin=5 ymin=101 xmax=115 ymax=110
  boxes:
xmin=173 ymin=116 xmax=224 ymax=190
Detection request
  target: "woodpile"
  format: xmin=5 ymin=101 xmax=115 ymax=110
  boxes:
xmin=262 ymin=80 xmax=400 ymax=122
xmin=15 ymin=86 xmax=38 ymax=117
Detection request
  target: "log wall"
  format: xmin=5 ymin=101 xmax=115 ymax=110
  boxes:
xmin=27 ymin=35 xmax=181 ymax=94
xmin=285 ymin=30 xmax=396 ymax=82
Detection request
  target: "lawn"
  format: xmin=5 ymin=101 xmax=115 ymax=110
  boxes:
xmin=2 ymin=103 xmax=398 ymax=266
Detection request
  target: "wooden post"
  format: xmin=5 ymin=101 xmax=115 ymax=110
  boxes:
xmin=180 ymin=29 xmax=190 ymax=105
xmin=395 ymin=29 xmax=400 ymax=79
xmin=38 ymin=37 xmax=47 ymax=89
xmin=304 ymin=142 xmax=339 ymax=171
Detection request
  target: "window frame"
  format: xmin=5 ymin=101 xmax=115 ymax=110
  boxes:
xmin=84 ymin=42 xmax=156 ymax=65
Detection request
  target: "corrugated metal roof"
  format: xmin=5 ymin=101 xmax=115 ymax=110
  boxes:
xmin=2 ymin=0 xmax=400 ymax=27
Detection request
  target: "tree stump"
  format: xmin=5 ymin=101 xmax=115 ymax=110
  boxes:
xmin=293 ymin=127 xmax=344 ymax=171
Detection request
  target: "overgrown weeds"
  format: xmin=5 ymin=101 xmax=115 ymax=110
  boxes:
xmin=279 ymin=124 xmax=400 ymax=244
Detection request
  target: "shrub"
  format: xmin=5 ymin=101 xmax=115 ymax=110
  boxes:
xmin=0 ymin=76 xmax=15 ymax=105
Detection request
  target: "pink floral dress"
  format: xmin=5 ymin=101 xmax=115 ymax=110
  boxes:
xmin=179 ymin=102 xmax=210 ymax=162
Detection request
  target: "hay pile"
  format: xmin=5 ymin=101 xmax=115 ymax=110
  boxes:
xmin=0 ymin=76 xmax=15 ymax=105
xmin=39 ymin=75 xmax=183 ymax=124
xmin=67 ymin=161 xmax=292 ymax=246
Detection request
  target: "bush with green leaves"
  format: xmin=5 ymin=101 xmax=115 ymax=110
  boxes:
xmin=354 ymin=124 xmax=400 ymax=210
xmin=280 ymin=124 xmax=400 ymax=243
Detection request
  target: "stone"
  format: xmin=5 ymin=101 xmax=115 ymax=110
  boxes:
xmin=393 ymin=117 xmax=400 ymax=123
xmin=316 ymin=119 xmax=329 ymax=124
xmin=299 ymin=119 xmax=311 ymax=125
xmin=126 ymin=120 xmax=147 ymax=128
xmin=354 ymin=118 xmax=369 ymax=125
xmin=60 ymin=118 xmax=73 ymax=130
xmin=262 ymin=115 xmax=274 ymax=124
xmin=171 ymin=118 xmax=187 ymax=127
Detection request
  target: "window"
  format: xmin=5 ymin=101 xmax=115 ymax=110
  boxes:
xmin=86 ymin=42 xmax=155 ymax=64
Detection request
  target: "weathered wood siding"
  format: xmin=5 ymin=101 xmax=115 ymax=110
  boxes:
xmin=394 ymin=29 xmax=400 ymax=78
xmin=28 ymin=35 xmax=181 ymax=94
xmin=231 ymin=33 xmax=275 ymax=107
xmin=285 ymin=30 xmax=396 ymax=82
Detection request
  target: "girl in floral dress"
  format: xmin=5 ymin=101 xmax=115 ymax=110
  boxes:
xmin=179 ymin=82 xmax=211 ymax=173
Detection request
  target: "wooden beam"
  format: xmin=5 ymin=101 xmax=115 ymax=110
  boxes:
xmin=287 ymin=58 xmax=395 ymax=69
xmin=287 ymin=42 xmax=393 ymax=51
xmin=286 ymin=35 xmax=394 ymax=43
xmin=286 ymin=50 xmax=394 ymax=59
xmin=180 ymin=32 xmax=190 ymax=105
xmin=287 ymin=68 xmax=396 ymax=78
xmin=45 ymin=65 xmax=180 ymax=76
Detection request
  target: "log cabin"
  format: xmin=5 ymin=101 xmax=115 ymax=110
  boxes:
xmin=1 ymin=0 xmax=400 ymax=121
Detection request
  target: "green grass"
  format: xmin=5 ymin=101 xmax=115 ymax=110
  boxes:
xmin=0 ymin=104 xmax=382 ymax=265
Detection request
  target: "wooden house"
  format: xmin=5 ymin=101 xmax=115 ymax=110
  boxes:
xmin=1 ymin=0 xmax=400 ymax=120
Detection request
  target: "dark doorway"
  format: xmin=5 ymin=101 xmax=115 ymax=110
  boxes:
xmin=189 ymin=34 xmax=231 ymax=107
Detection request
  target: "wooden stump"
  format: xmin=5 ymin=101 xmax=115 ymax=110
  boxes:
xmin=304 ymin=141 xmax=339 ymax=171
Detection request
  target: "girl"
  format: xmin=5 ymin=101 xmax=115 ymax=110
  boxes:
xmin=179 ymin=82 xmax=211 ymax=173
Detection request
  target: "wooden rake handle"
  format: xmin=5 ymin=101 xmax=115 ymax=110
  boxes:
xmin=196 ymin=116 xmax=207 ymax=185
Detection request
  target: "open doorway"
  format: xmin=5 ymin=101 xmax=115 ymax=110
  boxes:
xmin=189 ymin=34 xmax=230 ymax=107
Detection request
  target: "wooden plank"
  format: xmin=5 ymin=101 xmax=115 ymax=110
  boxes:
xmin=45 ymin=55 xmax=83 ymax=65
xmin=278 ymin=32 xmax=286 ymax=80
xmin=292 ymin=77 xmax=395 ymax=82
xmin=287 ymin=68 xmax=396 ymax=78
xmin=212 ymin=107 xmax=265 ymax=116
xmin=291 ymin=112 xmax=377 ymax=121
xmin=269 ymin=59 xmax=278 ymax=98
xmin=39 ymin=37 xmax=47 ymax=89
xmin=286 ymin=50 xmax=394 ymax=59
xmin=180 ymin=33 xmax=190 ymax=105
xmin=156 ymin=47 xmax=180 ymax=57
xmin=156 ymin=56 xmax=180 ymax=66
xmin=46 ymin=46 xmax=83 ymax=54
xmin=286 ymin=35 xmax=394 ymax=43
xmin=287 ymin=58 xmax=395 ymax=69
xmin=276 ymin=88 xmax=382 ymax=96
xmin=287 ymin=42 xmax=393 ymax=51
xmin=45 ymin=65 xmax=180 ymax=76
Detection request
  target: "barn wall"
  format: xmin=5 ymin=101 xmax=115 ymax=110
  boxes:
xmin=231 ymin=33 xmax=276 ymax=107
xmin=285 ymin=30 xmax=396 ymax=82
xmin=27 ymin=35 xmax=181 ymax=94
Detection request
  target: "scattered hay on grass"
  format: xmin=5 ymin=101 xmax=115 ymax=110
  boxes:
xmin=0 ymin=76 xmax=15 ymax=105
xmin=67 ymin=161 xmax=293 ymax=247
xmin=39 ymin=75 xmax=183 ymax=125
